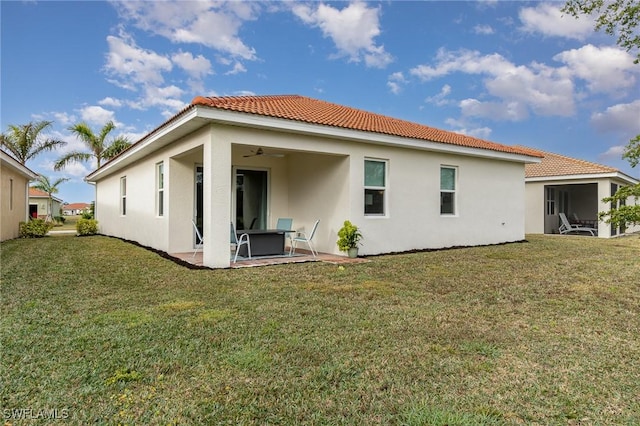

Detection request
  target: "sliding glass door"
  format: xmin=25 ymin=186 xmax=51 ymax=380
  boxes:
xmin=235 ymin=169 xmax=268 ymax=230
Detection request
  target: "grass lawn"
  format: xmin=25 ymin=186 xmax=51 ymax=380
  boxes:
xmin=1 ymin=234 xmax=639 ymax=425
xmin=50 ymin=215 xmax=81 ymax=231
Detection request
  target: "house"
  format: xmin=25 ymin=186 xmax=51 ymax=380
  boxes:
xmin=29 ymin=187 xmax=63 ymax=220
xmin=63 ymin=202 xmax=91 ymax=216
xmin=86 ymin=95 xmax=541 ymax=268
xmin=523 ymin=148 xmax=640 ymax=237
xmin=1 ymin=150 xmax=38 ymax=241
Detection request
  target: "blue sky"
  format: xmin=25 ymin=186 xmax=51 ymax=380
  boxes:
xmin=2 ymin=1 xmax=639 ymax=203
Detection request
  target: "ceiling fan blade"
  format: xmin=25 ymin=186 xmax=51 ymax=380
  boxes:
xmin=242 ymin=147 xmax=284 ymax=158
xmin=243 ymin=147 xmax=262 ymax=157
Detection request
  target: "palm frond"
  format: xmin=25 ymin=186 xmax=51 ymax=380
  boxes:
xmin=68 ymin=122 xmax=97 ymax=145
xmin=1 ymin=120 xmax=63 ymax=164
xmin=102 ymin=137 xmax=132 ymax=161
xmin=54 ymin=151 xmax=93 ymax=171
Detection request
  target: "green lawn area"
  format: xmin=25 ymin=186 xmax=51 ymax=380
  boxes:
xmin=1 ymin=234 xmax=639 ymax=425
xmin=50 ymin=215 xmax=81 ymax=231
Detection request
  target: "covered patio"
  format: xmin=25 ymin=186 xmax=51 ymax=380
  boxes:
xmin=171 ymin=248 xmax=369 ymax=269
xmin=166 ymin=131 xmax=352 ymax=268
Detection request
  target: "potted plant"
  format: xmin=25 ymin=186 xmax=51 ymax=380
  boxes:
xmin=336 ymin=220 xmax=363 ymax=258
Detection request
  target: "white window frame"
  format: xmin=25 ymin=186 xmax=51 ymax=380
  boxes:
xmin=120 ymin=176 xmax=127 ymax=216
xmin=440 ymin=166 xmax=457 ymax=216
xmin=364 ymin=158 xmax=388 ymax=217
xmin=156 ymin=162 xmax=164 ymax=217
xmin=546 ymin=187 xmax=555 ymax=216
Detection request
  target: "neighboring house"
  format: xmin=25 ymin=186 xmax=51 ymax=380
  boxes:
xmin=29 ymin=187 xmax=63 ymax=220
xmin=1 ymin=150 xmax=38 ymax=241
xmin=86 ymin=95 xmax=541 ymax=268
xmin=63 ymin=203 xmax=91 ymax=215
xmin=523 ymin=148 xmax=640 ymax=237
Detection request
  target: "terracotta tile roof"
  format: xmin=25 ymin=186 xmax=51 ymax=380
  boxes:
xmin=29 ymin=188 xmax=49 ymax=197
xmin=520 ymin=147 xmax=619 ymax=178
xmin=191 ymin=95 xmax=540 ymax=157
xmin=64 ymin=203 xmax=90 ymax=210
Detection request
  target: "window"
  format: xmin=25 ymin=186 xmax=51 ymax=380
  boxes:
xmin=440 ymin=166 xmax=456 ymax=215
xmin=546 ymin=187 xmax=555 ymax=215
xmin=156 ymin=162 xmax=164 ymax=217
xmin=364 ymin=159 xmax=386 ymax=215
xmin=120 ymin=176 xmax=127 ymax=216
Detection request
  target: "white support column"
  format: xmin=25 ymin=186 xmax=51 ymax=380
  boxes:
xmin=597 ymin=180 xmax=610 ymax=238
xmin=203 ymin=126 xmax=232 ymax=268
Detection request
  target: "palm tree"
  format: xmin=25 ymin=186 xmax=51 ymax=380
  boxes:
xmin=32 ymin=175 xmax=69 ymax=222
xmin=0 ymin=121 xmax=66 ymax=165
xmin=54 ymin=121 xmax=131 ymax=171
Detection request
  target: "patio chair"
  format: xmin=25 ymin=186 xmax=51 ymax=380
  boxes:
xmin=192 ymin=220 xmax=203 ymax=258
xmin=231 ymin=222 xmax=251 ymax=262
xmin=275 ymin=217 xmax=294 ymax=248
xmin=559 ymin=213 xmax=596 ymax=236
xmin=289 ymin=219 xmax=320 ymax=258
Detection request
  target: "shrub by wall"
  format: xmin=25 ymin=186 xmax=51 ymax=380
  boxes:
xmin=76 ymin=218 xmax=99 ymax=236
xmin=19 ymin=219 xmax=54 ymax=238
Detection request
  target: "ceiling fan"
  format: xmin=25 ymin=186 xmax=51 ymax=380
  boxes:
xmin=243 ymin=147 xmax=285 ymax=158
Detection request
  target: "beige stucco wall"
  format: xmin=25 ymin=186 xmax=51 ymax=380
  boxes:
xmin=1 ymin=165 xmax=31 ymax=241
xmin=96 ymin=126 xmax=212 ymax=252
xmin=29 ymin=197 xmax=62 ymax=218
xmin=524 ymin=181 xmax=545 ymax=234
xmin=347 ymin=145 xmax=525 ymax=254
xmin=94 ymin=122 xmax=529 ymax=267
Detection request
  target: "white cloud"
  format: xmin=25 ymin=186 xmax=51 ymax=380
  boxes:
xmin=473 ymin=24 xmax=494 ymax=35
xmin=104 ymin=31 xmax=189 ymax=114
xmin=445 ymin=118 xmax=492 ymax=139
xmin=98 ymin=97 xmax=123 ymax=108
xmin=292 ymin=1 xmax=393 ymax=68
xmin=460 ymin=98 xmax=530 ymax=121
xmin=105 ymin=32 xmax=172 ymax=87
xmin=52 ymin=112 xmax=76 ymax=126
xmin=112 ymin=1 xmax=258 ymax=60
xmin=425 ymin=84 xmax=452 ymax=106
xmin=519 ymin=3 xmax=595 ymax=40
xmin=599 ymin=145 xmax=626 ymax=162
xmin=387 ymin=71 xmax=406 ymax=94
xmin=171 ymin=51 xmax=213 ymax=79
xmin=225 ymin=61 xmax=247 ymax=75
xmin=591 ymin=100 xmax=640 ymax=136
xmin=554 ymin=44 xmax=638 ymax=94
xmin=410 ymin=49 xmax=575 ymax=120
xmin=127 ymin=85 xmax=186 ymax=112
xmin=410 ymin=49 xmax=515 ymax=81
xmin=79 ymin=106 xmax=117 ymax=126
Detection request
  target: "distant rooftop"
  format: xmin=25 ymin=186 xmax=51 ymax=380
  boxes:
xmin=521 ymin=147 xmax=619 ymax=178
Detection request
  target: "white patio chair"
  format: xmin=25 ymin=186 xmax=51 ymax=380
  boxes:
xmin=289 ymin=220 xmax=320 ymax=258
xmin=231 ymin=222 xmax=251 ymax=262
xmin=275 ymin=217 xmax=294 ymax=249
xmin=192 ymin=220 xmax=203 ymax=258
xmin=559 ymin=213 xmax=596 ymax=236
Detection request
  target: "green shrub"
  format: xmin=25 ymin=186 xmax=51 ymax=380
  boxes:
xmin=54 ymin=216 xmax=66 ymax=224
xmin=19 ymin=219 xmax=54 ymax=238
xmin=76 ymin=218 xmax=98 ymax=236
xmin=81 ymin=211 xmax=93 ymax=220
xmin=336 ymin=220 xmax=362 ymax=251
